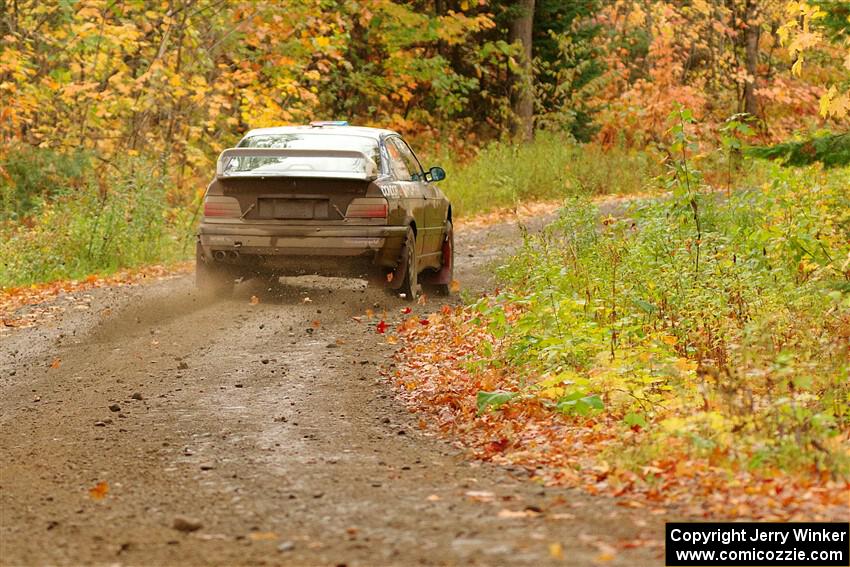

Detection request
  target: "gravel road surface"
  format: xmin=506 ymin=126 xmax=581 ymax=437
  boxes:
xmin=0 ymin=214 xmax=661 ymax=566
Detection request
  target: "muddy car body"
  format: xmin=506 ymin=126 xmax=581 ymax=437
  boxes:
xmin=196 ymin=123 xmax=452 ymax=299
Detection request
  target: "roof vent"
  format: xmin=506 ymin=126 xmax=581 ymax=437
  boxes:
xmin=309 ymin=120 xmax=349 ymax=127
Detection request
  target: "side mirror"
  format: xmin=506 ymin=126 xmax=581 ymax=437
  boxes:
xmin=426 ymin=166 xmax=446 ymax=182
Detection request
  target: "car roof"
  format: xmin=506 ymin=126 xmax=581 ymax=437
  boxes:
xmin=241 ymin=125 xmax=398 ymax=141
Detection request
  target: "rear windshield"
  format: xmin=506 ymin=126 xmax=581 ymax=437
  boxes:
xmin=225 ymin=133 xmax=382 ymax=177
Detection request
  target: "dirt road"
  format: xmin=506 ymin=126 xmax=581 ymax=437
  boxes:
xmin=0 ymin=216 xmax=662 ymax=566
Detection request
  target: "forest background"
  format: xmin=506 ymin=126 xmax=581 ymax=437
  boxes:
xmin=0 ymin=0 xmax=847 ymax=284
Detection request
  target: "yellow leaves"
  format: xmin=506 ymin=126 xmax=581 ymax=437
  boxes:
xmin=538 ymin=387 xmax=565 ymax=400
xmin=674 ymin=358 xmax=697 ymax=373
xmin=819 ymin=86 xmax=850 ymax=119
xmin=548 ymin=542 xmax=564 ymax=560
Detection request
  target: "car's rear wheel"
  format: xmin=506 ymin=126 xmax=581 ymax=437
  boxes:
xmin=195 ymin=244 xmax=234 ymax=297
xmin=395 ymin=228 xmax=419 ymax=301
xmin=424 ymin=221 xmax=454 ymax=296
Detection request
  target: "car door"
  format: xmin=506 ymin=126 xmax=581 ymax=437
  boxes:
xmin=384 ymin=136 xmax=426 ymax=257
xmin=389 ymin=137 xmax=442 ymax=261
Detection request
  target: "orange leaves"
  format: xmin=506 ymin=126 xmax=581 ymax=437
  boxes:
xmin=88 ymin=481 xmax=109 ymax=500
xmin=388 ymin=300 xmax=850 ymax=522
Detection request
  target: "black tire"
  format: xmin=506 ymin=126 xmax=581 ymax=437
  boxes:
xmin=195 ymin=244 xmax=234 ymax=298
xmin=397 ymin=228 xmax=419 ymax=301
xmin=425 ymin=221 xmax=454 ymax=296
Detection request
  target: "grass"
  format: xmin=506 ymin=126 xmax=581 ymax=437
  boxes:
xmin=0 ymin=153 xmax=198 ymax=288
xmin=431 ymin=132 xmax=664 ymax=216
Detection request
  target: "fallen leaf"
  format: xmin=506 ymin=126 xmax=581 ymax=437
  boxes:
xmin=386 ymin=335 xmax=398 ymax=344
xmin=450 ymin=279 xmax=461 ymax=292
xmin=386 ymin=272 xmax=394 ymax=283
xmin=50 ymin=358 xmax=61 ymax=369
xmin=365 ymin=308 xmax=374 ymax=319
xmin=89 ymin=481 xmax=109 ymax=500
xmin=465 ymin=490 xmax=495 ymax=502
xmin=549 ymin=542 xmax=564 ymax=560
xmin=417 ymin=294 xmax=427 ymax=305
xmin=312 ymin=319 xmax=321 ymax=328
xmin=497 ymin=508 xmax=540 ymax=518
xmin=376 ymin=320 xmax=388 ymax=334
xmin=249 ymin=295 xmax=260 ymax=305
xmin=248 ymin=532 xmax=278 ymax=541
xmin=426 ymin=494 xmax=441 ymax=501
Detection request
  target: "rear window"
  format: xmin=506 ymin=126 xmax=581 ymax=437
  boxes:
xmin=225 ymin=133 xmax=382 ymax=177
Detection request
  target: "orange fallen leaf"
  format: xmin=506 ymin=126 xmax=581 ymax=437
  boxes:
xmin=248 ymin=531 xmax=278 ymax=541
xmin=365 ymin=308 xmax=375 ymax=319
xmin=312 ymin=319 xmax=321 ymax=328
xmin=249 ymin=295 xmax=260 ymax=305
xmin=89 ymin=481 xmax=109 ymax=500
xmin=450 ymin=279 xmax=461 ymax=292
xmin=386 ymin=272 xmax=394 ymax=283
xmin=50 ymin=358 xmax=61 ymax=369
xmin=387 ymin=335 xmax=398 ymax=344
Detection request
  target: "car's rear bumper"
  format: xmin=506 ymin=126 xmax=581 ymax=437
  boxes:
xmin=197 ymin=222 xmax=407 ymax=273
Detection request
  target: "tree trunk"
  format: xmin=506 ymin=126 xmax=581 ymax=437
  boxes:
xmin=509 ymin=0 xmax=535 ymax=142
xmin=743 ymin=0 xmax=760 ymax=117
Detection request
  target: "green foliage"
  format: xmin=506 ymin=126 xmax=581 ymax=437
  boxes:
xmin=0 ymin=158 xmax=198 ymax=287
xmin=0 ymin=148 xmax=93 ymax=221
xmin=477 ymin=390 xmax=518 ymax=414
xmin=433 ymin=132 xmax=662 ymax=216
xmin=484 ymin=162 xmax=850 ymax=475
xmin=747 ymin=132 xmax=850 ymax=168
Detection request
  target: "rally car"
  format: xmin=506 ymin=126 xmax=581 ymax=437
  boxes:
xmin=195 ymin=122 xmax=453 ymax=301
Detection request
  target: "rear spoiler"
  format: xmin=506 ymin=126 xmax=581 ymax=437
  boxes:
xmin=216 ymin=148 xmax=378 ymax=180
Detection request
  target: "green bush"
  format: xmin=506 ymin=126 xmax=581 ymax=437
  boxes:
xmin=0 ymin=157 xmax=198 ymax=287
xmin=0 ymin=147 xmax=93 ymax=222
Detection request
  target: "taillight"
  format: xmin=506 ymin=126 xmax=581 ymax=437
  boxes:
xmin=346 ymin=197 xmax=388 ymax=219
xmin=203 ymin=196 xmax=242 ymax=218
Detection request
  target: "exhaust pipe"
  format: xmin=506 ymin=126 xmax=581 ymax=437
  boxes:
xmin=228 ymin=250 xmax=240 ymax=260
xmin=213 ymin=250 xmax=227 ymax=261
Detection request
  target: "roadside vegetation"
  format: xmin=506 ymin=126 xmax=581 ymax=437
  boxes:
xmin=392 ymin=136 xmax=850 ymax=519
